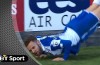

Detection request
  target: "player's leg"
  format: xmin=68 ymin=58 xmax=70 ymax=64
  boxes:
xmin=63 ymin=10 xmax=88 ymax=33
xmin=78 ymin=0 xmax=100 ymax=18
xmin=82 ymin=6 xmax=100 ymax=40
xmin=66 ymin=11 xmax=98 ymax=38
xmin=92 ymin=0 xmax=100 ymax=6
xmin=87 ymin=0 xmax=100 ymax=12
xmin=81 ymin=25 xmax=98 ymax=41
xmin=72 ymin=23 xmax=98 ymax=54
xmin=86 ymin=3 xmax=99 ymax=12
xmin=71 ymin=23 xmax=97 ymax=54
xmin=93 ymin=6 xmax=100 ymax=19
xmin=63 ymin=3 xmax=99 ymax=33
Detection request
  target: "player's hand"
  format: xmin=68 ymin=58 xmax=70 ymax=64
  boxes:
xmin=52 ymin=57 xmax=64 ymax=61
xmin=39 ymin=54 xmax=47 ymax=58
xmin=35 ymin=54 xmax=47 ymax=58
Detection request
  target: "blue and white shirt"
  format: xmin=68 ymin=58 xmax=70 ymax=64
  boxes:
xmin=37 ymin=27 xmax=80 ymax=60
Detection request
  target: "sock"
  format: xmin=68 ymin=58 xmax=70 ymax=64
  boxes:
xmin=93 ymin=0 xmax=100 ymax=5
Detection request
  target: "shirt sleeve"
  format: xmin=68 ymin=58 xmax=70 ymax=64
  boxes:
xmin=61 ymin=40 xmax=72 ymax=60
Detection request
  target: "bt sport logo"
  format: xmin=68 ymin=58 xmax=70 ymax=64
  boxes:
xmin=0 ymin=55 xmax=28 ymax=62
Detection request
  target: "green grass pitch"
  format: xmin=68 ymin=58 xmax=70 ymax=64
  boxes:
xmin=37 ymin=46 xmax=100 ymax=65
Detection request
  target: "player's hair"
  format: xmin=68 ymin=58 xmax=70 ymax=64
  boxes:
xmin=24 ymin=34 xmax=37 ymax=47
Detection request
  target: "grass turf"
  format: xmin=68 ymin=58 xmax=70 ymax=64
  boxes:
xmin=37 ymin=46 xmax=100 ymax=65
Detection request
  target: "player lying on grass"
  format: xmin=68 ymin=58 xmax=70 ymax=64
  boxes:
xmin=25 ymin=0 xmax=100 ymax=61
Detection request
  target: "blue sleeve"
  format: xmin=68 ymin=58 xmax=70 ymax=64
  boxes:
xmin=61 ymin=40 xmax=72 ymax=60
xmin=71 ymin=42 xmax=80 ymax=55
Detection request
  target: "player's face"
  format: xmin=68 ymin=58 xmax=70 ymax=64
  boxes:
xmin=27 ymin=41 xmax=41 ymax=56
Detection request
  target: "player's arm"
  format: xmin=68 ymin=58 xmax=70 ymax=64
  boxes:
xmin=52 ymin=40 xmax=72 ymax=61
xmin=62 ymin=40 xmax=72 ymax=60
